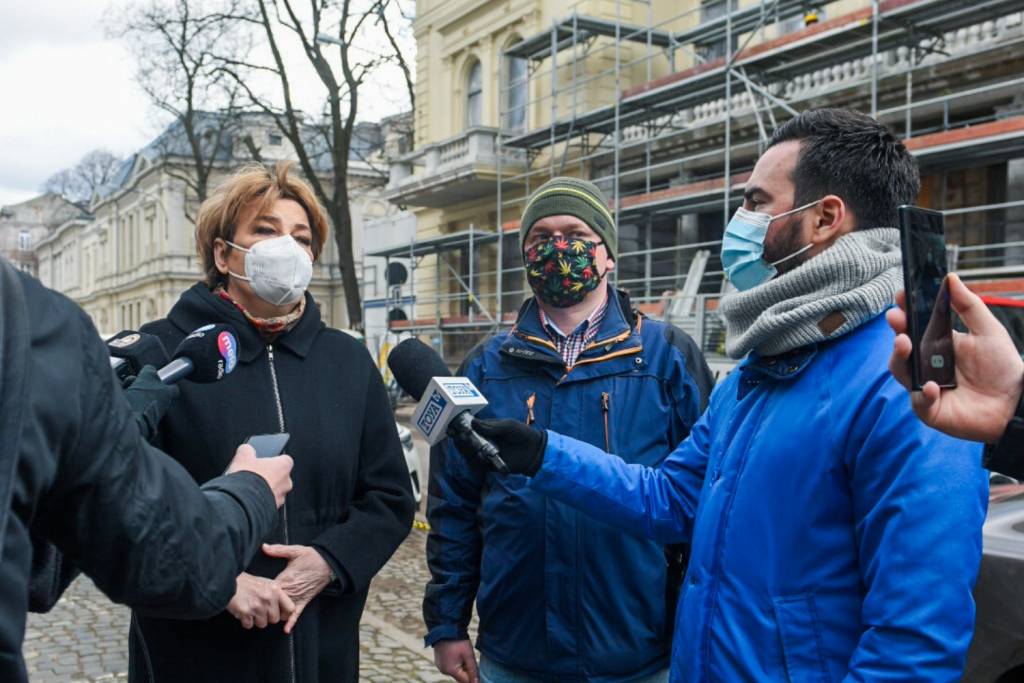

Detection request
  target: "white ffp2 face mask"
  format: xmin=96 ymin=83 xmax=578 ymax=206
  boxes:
xmin=225 ymin=235 xmax=313 ymax=307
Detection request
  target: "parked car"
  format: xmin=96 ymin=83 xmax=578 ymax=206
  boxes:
xmin=397 ymin=422 xmax=423 ymax=504
xmin=964 ymin=480 xmax=1024 ymax=683
xmin=960 ymin=295 xmax=1024 ymax=683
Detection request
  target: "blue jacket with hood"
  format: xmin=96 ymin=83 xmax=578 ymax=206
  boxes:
xmin=423 ymin=289 xmax=715 ymax=681
xmin=532 ymin=313 xmax=988 ymax=683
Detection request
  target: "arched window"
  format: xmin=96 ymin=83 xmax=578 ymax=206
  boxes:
xmin=466 ymin=60 xmax=483 ymax=129
xmin=505 ymin=54 xmax=527 ymax=132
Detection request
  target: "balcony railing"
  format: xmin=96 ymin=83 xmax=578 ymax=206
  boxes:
xmin=616 ymin=12 xmax=1024 ymax=146
xmin=385 ymin=127 xmax=527 ymax=207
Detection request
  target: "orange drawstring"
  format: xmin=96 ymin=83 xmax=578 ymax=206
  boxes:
xmin=601 ymin=392 xmax=611 ymax=452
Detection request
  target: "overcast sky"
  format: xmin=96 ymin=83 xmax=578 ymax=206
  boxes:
xmin=0 ymin=0 xmax=414 ymax=207
xmin=0 ymin=0 xmax=147 ymax=205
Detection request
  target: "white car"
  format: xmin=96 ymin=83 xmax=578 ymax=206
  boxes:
xmin=396 ymin=422 xmax=423 ymax=503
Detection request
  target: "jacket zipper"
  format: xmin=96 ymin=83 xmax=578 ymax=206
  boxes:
xmin=526 ymin=393 xmax=536 ymax=426
xmin=601 ymin=392 xmax=611 ymax=452
xmin=267 ymin=344 xmax=297 ymax=683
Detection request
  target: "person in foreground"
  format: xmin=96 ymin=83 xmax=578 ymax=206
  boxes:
xmin=463 ymin=109 xmax=990 ymax=682
xmin=887 ymin=273 xmax=1024 ymax=475
xmin=0 ymin=256 xmax=294 ymax=683
xmin=129 ymin=161 xmax=415 ymax=683
xmin=425 ymin=177 xmax=714 ymax=683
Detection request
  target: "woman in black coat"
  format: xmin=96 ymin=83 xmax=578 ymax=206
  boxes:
xmin=129 ymin=162 xmax=415 ymax=683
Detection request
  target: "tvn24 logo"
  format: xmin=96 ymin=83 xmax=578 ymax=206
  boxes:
xmin=417 ymin=390 xmax=447 ymax=436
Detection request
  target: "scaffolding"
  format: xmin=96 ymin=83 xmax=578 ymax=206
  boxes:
xmin=374 ymin=0 xmax=1024 ymax=365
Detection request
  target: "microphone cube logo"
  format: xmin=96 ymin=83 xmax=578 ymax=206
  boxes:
xmin=417 ymin=390 xmax=447 ymax=437
xmin=218 ymin=331 xmax=238 ymax=375
xmin=445 ymin=382 xmax=480 ymax=399
xmin=109 ymin=333 xmax=140 ymax=348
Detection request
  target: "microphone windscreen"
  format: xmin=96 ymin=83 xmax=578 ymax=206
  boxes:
xmin=106 ymin=331 xmax=170 ymax=379
xmin=172 ymin=324 xmax=240 ymax=383
xmin=387 ymin=338 xmax=451 ymax=402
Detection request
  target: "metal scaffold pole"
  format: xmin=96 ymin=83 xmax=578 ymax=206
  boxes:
xmin=871 ymin=0 xmax=879 ymax=117
xmin=613 ymin=0 xmax=622 ymax=287
xmin=496 ymin=47 xmax=505 ymax=330
xmin=550 ymin=18 xmax=559 ymax=178
xmin=724 ymin=0 xmax=733 ymax=229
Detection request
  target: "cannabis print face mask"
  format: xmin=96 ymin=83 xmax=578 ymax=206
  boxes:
xmin=523 ymin=236 xmax=605 ymax=308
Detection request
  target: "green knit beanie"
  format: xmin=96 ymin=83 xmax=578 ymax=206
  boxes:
xmin=519 ymin=177 xmax=618 ymax=260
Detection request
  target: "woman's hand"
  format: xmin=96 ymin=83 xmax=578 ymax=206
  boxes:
xmin=226 ymin=572 xmax=295 ymax=629
xmin=263 ymin=544 xmax=333 ymax=634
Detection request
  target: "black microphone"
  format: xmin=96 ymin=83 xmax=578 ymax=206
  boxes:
xmin=387 ymin=338 xmax=509 ymax=475
xmin=107 ymin=331 xmax=171 ymax=384
xmin=158 ymin=324 xmax=240 ymax=384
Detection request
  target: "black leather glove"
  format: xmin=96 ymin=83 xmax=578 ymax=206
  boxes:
xmin=471 ymin=418 xmax=547 ymax=477
xmin=123 ymin=365 xmax=180 ymax=443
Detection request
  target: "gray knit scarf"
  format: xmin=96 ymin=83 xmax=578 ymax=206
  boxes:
xmin=718 ymin=228 xmax=901 ymax=359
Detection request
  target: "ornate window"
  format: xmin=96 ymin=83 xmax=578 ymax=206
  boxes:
xmin=505 ymin=54 xmax=527 ymax=132
xmin=467 ymin=60 xmax=483 ymax=129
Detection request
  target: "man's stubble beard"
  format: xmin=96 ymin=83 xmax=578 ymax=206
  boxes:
xmin=762 ymin=213 xmax=811 ymax=277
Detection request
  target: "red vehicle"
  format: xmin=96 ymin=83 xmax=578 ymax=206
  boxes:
xmin=975 ymin=296 xmax=1024 ymax=356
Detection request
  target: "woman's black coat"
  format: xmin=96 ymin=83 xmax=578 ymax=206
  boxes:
xmin=129 ymin=283 xmax=415 ymax=683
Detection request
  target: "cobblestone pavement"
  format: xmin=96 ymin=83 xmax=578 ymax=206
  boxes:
xmin=23 ymin=526 xmax=469 ymax=682
xmin=365 ymin=526 xmax=479 ymax=642
xmin=23 ymin=578 xmax=130 ymax=682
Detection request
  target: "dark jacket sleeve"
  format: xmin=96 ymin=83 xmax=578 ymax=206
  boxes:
xmin=31 ymin=300 xmax=279 ymax=619
xmin=309 ymin=358 xmax=415 ymax=593
xmin=661 ymin=323 xmax=715 ymax=444
xmin=983 ymin=419 xmax=1024 ymax=479
xmin=422 ymin=348 xmax=487 ymax=646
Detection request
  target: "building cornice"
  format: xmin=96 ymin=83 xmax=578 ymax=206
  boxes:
xmin=418 ymin=0 xmax=537 ymax=37
xmin=34 ymin=217 xmax=93 ymax=251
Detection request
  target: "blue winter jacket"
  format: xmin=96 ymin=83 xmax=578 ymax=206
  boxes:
xmin=532 ymin=313 xmax=989 ymax=683
xmin=424 ymin=290 xmax=715 ymax=681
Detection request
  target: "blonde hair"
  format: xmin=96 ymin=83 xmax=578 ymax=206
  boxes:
xmin=195 ymin=161 xmax=330 ymax=287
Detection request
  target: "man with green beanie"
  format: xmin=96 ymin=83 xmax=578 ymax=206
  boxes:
xmin=424 ymin=177 xmax=714 ymax=683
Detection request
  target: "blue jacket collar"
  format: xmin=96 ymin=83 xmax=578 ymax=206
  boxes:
xmin=736 ymin=345 xmax=818 ymax=400
xmin=500 ymin=288 xmax=641 ymax=369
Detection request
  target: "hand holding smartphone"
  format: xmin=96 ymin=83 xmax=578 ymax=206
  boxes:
xmin=223 ymin=433 xmax=292 ymax=477
xmin=245 ymin=433 xmax=291 ymax=459
xmin=897 ymin=205 xmax=956 ymax=391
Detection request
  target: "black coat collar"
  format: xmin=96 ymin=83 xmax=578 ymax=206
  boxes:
xmin=166 ymin=284 xmax=324 ymax=363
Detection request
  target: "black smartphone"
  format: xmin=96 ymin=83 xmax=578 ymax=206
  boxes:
xmin=898 ymin=205 xmax=956 ymax=391
xmin=244 ymin=433 xmax=291 ymax=459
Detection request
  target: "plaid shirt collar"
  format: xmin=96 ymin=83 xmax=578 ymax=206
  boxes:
xmin=538 ymin=293 xmax=610 ymax=367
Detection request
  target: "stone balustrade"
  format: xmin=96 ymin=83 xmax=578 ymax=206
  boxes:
xmin=616 ymin=11 xmax=1023 ymax=144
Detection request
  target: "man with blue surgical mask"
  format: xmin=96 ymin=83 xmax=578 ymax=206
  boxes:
xmin=719 ymin=199 xmax=820 ymax=290
xmin=453 ymin=109 xmax=990 ymax=683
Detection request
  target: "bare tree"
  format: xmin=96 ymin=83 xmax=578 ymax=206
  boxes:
xmin=43 ymin=149 xmax=123 ymax=204
xmin=213 ymin=0 xmax=416 ymax=329
xmin=108 ymin=0 xmax=254 ymax=219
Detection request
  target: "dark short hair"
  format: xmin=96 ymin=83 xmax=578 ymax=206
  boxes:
xmin=767 ymin=108 xmax=920 ymax=230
